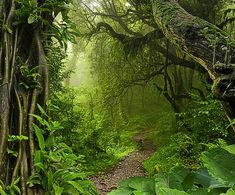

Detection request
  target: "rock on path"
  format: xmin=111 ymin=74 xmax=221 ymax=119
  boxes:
xmin=90 ymin=132 xmax=155 ymax=195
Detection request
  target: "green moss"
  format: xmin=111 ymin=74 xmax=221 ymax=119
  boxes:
xmin=192 ymin=17 xmax=228 ymax=46
xmin=154 ymin=0 xmax=182 ymax=26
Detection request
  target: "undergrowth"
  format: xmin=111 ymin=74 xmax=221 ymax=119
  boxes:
xmin=144 ymin=94 xmax=233 ymax=176
xmin=50 ymin=86 xmax=142 ymax=174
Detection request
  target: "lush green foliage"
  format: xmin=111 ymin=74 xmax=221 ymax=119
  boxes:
xmin=144 ymin=132 xmax=205 ymax=175
xmin=29 ymin=105 xmax=98 ymax=195
xmin=144 ymin=95 xmax=233 ymax=175
xmin=110 ymin=145 xmax=235 ymax=195
xmin=1 ymin=0 xmax=234 ymax=193
xmin=49 ymin=86 xmax=139 ymax=173
xmin=178 ymin=95 xmax=230 ymax=143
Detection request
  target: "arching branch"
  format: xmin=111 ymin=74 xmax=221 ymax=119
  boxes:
xmin=152 ymin=0 xmax=235 ymax=121
xmin=152 ymin=0 xmax=235 ymax=79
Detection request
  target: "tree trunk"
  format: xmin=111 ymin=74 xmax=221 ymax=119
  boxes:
xmin=0 ymin=0 xmax=59 ymax=193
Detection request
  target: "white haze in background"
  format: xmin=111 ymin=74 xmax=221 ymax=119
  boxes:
xmin=66 ymin=43 xmax=93 ymax=87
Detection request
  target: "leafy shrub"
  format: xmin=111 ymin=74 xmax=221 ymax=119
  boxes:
xmin=28 ymin=105 xmax=98 ymax=195
xmin=178 ymin=95 xmax=231 ymax=143
xmin=0 ymin=178 xmax=20 ymax=195
xmin=144 ymin=94 xmax=235 ymax=177
xmin=144 ymin=132 xmax=205 ymax=175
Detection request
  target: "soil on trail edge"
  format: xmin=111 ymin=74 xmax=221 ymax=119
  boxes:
xmin=90 ymin=130 xmax=155 ymax=195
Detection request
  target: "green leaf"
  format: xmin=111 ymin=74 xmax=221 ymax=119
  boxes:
xmin=12 ymin=177 xmax=20 ymax=186
xmin=61 ymin=171 xmax=86 ymax=181
xmin=157 ymin=188 xmax=189 ymax=195
xmin=154 ymin=167 xmax=191 ymax=191
xmin=67 ymin=181 xmax=84 ymax=193
xmin=53 ymin=184 xmax=64 ymax=195
xmin=7 ymin=148 xmax=18 ymax=157
xmin=221 ymin=188 xmax=235 ymax=195
xmin=202 ymin=148 xmax=235 ymax=186
xmin=133 ymin=191 xmax=150 ymax=195
xmin=35 ymin=162 xmax=46 ymax=174
xmin=194 ymin=168 xmax=226 ymax=189
xmin=47 ymin=170 xmax=54 ymax=190
xmin=30 ymin=114 xmax=45 ymax=126
xmin=37 ymin=104 xmax=48 ymax=117
xmin=33 ymin=124 xmax=45 ymax=151
xmin=63 ymin=185 xmax=80 ymax=194
xmin=28 ymin=14 xmax=37 ymax=24
xmin=54 ymin=169 xmax=69 ymax=180
xmin=0 ymin=186 xmax=7 ymax=195
xmin=12 ymin=185 xmax=21 ymax=195
xmin=45 ymin=136 xmax=55 ymax=148
xmin=8 ymin=135 xmax=28 ymax=142
xmin=188 ymin=189 xmax=209 ymax=195
xmin=34 ymin=150 xmax=42 ymax=164
xmin=224 ymin=144 xmax=235 ymax=155
xmin=119 ymin=176 xmax=155 ymax=194
xmin=27 ymin=174 xmax=41 ymax=187
xmin=108 ymin=188 xmax=133 ymax=195
xmin=169 ymin=167 xmax=191 ymax=190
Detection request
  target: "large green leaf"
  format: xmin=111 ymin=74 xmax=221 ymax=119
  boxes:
xmin=224 ymin=145 xmax=235 ymax=155
xmin=133 ymin=191 xmax=151 ymax=195
xmin=155 ymin=167 xmax=192 ymax=191
xmin=157 ymin=188 xmax=189 ymax=195
xmin=202 ymin=148 xmax=235 ymax=186
xmin=119 ymin=176 xmax=155 ymax=194
xmin=188 ymin=189 xmax=209 ymax=195
xmin=108 ymin=188 xmax=133 ymax=195
xmin=170 ymin=167 xmax=192 ymax=191
xmin=189 ymin=188 xmax=228 ymax=195
xmin=194 ymin=168 xmax=227 ymax=189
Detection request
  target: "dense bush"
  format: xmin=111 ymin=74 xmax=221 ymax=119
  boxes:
xmin=178 ymin=95 xmax=231 ymax=143
xmin=144 ymin=132 xmax=206 ymax=175
xmin=144 ymin=95 xmax=235 ymax=177
xmin=28 ymin=105 xmax=97 ymax=195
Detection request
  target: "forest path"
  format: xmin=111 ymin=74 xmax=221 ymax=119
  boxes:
xmin=90 ymin=129 xmax=155 ymax=195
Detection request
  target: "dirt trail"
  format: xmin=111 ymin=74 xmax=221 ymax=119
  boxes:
xmin=90 ymin=130 xmax=155 ymax=195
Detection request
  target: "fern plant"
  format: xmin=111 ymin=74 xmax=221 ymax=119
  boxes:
xmin=0 ymin=178 xmax=21 ymax=195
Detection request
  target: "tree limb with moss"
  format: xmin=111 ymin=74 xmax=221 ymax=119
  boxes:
xmin=152 ymin=0 xmax=235 ymax=120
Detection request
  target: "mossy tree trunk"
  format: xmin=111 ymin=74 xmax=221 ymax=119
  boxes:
xmin=152 ymin=0 xmax=235 ymax=121
xmin=0 ymin=0 xmax=72 ymax=193
xmin=0 ymin=3 xmax=48 ymax=194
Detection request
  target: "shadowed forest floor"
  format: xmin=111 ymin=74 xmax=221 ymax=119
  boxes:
xmin=91 ymin=130 xmax=155 ymax=195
